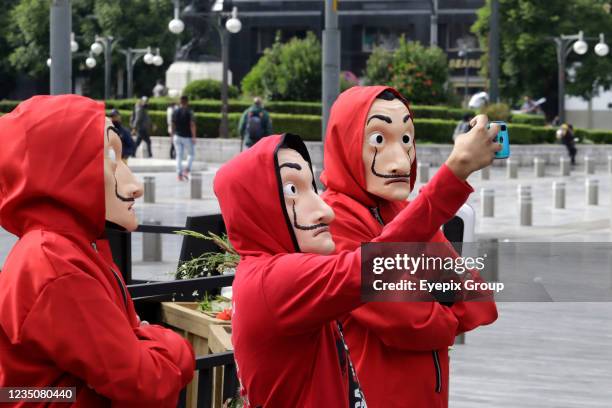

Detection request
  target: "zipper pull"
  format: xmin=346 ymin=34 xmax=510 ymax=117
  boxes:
xmin=91 ymin=242 xmax=98 ymax=252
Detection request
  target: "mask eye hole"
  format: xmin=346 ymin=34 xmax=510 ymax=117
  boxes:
xmin=368 ymin=133 xmax=385 ymax=147
xmin=402 ymin=134 xmax=411 ymax=145
xmin=283 ymin=183 xmax=298 ymax=197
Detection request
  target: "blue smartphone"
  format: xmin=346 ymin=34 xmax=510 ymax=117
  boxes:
xmin=488 ymin=121 xmax=510 ymax=159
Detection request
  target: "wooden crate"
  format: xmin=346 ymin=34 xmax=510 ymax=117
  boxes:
xmin=161 ymin=302 xmax=231 ymax=408
xmin=208 ymin=324 xmax=233 ymax=354
xmin=208 ymin=325 xmax=234 ymax=405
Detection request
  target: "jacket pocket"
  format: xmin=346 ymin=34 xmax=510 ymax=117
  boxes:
xmin=432 ymin=350 xmax=442 ymax=393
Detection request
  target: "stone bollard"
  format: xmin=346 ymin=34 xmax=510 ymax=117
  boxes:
xmin=142 ymin=220 xmax=162 ymax=262
xmin=481 ymin=188 xmax=495 ymax=217
xmin=553 ymin=181 xmax=566 ymax=209
xmin=418 ymin=162 xmax=430 ymax=183
xmin=534 ymin=157 xmax=545 ymax=178
xmin=518 ymin=185 xmax=532 ymax=226
xmin=190 ymin=173 xmax=202 ymax=199
xmin=507 ymin=158 xmax=518 ymax=179
xmin=560 ymin=157 xmax=571 ymax=176
xmin=143 ymin=176 xmax=155 ymax=203
xmin=480 ymin=166 xmax=490 ymax=180
xmin=586 ymin=179 xmax=599 ymax=205
xmin=478 ymin=237 xmax=500 ymax=283
xmin=585 ymin=156 xmax=595 ymax=175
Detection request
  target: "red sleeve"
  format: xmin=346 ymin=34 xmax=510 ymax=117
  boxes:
xmin=343 ymin=165 xmax=479 ymax=349
xmin=374 ymin=164 xmax=474 ymax=243
xmin=346 ymin=302 xmax=458 ymax=350
xmin=430 ymin=231 xmax=498 ymax=335
xmin=260 ymin=251 xmax=363 ymax=335
xmin=20 ymin=272 xmax=195 ymax=406
xmin=261 ymin=165 xmax=473 ymax=336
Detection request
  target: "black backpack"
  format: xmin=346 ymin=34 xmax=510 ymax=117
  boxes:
xmin=247 ymin=111 xmax=265 ymax=141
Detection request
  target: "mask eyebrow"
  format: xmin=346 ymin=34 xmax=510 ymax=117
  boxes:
xmin=279 ymin=162 xmax=302 ymax=171
xmin=367 ymin=114 xmax=392 ymax=125
xmin=403 ymin=114 xmax=411 ymax=123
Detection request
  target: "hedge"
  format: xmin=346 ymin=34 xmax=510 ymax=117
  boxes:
xmin=574 ymin=128 xmax=612 ymax=144
xmin=104 ymin=98 xmax=323 ymax=116
xmin=0 ymin=98 xmax=554 ymax=128
xmin=108 ymin=109 xmax=570 ymax=144
xmin=511 ymin=113 xmax=546 ymax=126
xmin=182 ymin=79 xmax=240 ymax=100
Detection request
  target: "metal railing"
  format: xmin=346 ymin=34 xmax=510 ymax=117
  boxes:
xmin=119 ymin=221 xmax=237 ymax=408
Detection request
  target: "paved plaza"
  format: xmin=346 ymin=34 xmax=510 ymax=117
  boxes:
xmin=1 ymin=158 xmax=611 ymax=407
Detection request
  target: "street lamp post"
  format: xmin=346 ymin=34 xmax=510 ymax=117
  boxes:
xmin=553 ymin=31 xmax=609 ymax=123
xmin=458 ymin=46 xmax=470 ymax=101
xmin=119 ymin=47 xmax=163 ymax=98
xmin=168 ymin=0 xmax=184 ymax=57
xmin=49 ymin=0 xmax=72 ymax=95
xmin=168 ymin=3 xmax=241 ymax=138
xmin=219 ymin=7 xmax=242 ymax=138
xmin=91 ymin=35 xmax=115 ymax=100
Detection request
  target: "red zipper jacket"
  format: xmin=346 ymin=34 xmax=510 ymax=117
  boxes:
xmin=0 ymin=95 xmax=195 ymax=407
xmin=213 ymin=133 xmax=478 ymax=408
xmin=320 ymin=86 xmax=498 ymax=408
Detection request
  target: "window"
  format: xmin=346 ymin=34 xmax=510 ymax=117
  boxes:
xmin=362 ymin=26 xmax=415 ymax=52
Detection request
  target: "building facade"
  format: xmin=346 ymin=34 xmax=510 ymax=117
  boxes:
xmin=228 ymin=0 xmax=486 ymax=93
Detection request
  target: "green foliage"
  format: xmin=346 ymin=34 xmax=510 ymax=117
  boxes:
xmin=7 ymin=0 xmax=50 ymax=76
xmin=174 ymin=231 xmax=239 ymax=280
xmin=115 ymin=109 xmax=242 ymax=138
xmin=242 ymin=32 xmax=322 ymax=101
xmin=340 ymin=72 xmax=359 ymax=92
xmin=472 ymin=0 xmax=612 ymax=110
xmin=364 ymin=38 xmax=449 ymax=105
xmin=364 ymin=47 xmax=393 ymax=85
xmin=268 ymin=113 xmax=321 ymax=141
xmin=574 ymin=128 xmax=612 ymax=144
xmin=106 ymin=98 xmax=322 ymax=115
xmin=413 ymin=119 xmax=457 ymax=143
xmin=482 ymin=103 xmax=511 ymax=121
xmin=511 ymin=113 xmax=546 ymax=126
xmin=6 ymin=0 xmax=177 ymax=98
xmin=410 ymin=105 xmax=474 ymax=121
xmin=0 ymin=100 xmax=19 ymax=113
xmin=183 ymin=79 xmax=240 ymax=100
xmin=414 ymin=120 xmax=557 ymax=144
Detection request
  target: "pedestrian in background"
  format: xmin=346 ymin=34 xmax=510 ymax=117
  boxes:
xmin=556 ymin=123 xmax=577 ymax=166
xmin=110 ymin=109 xmax=135 ymax=163
xmin=152 ymin=79 xmax=167 ymax=97
xmin=171 ymin=95 xmax=197 ymax=181
xmin=238 ymin=97 xmax=272 ymax=151
xmin=453 ymin=113 xmax=472 ymax=143
xmin=167 ymin=101 xmax=178 ymax=159
xmin=131 ymin=96 xmax=153 ymax=158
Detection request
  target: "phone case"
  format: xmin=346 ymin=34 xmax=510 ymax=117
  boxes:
xmin=489 ymin=120 xmax=510 ymax=159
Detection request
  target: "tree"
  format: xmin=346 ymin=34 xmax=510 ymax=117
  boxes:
xmin=364 ymin=37 xmax=450 ymax=105
xmin=242 ymin=32 xmax=322 ymax=101
xmin=0 ymin=0 xmax=17 ymax=98
xmin=472 ymin=0 xmax=612 ymax=116
xmin=6 ymin=0 xmax=176 ymax=99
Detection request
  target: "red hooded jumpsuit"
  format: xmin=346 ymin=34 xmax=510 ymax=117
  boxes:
xmin=213 ymin=133 xmax=475 ymax=407
xmin=0 ymin=95 xmax=195 ymax=407
xmin=321 ymin=86 xmax=498 ymax=408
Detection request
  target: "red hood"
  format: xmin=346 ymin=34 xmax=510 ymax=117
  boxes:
xmin=320 ymin=86 xmax=417 ymax=207
xmin=213 ymin=134 xmax=314 ymax=257
xmin=0 ymin=95 xmax=106 ymax=241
